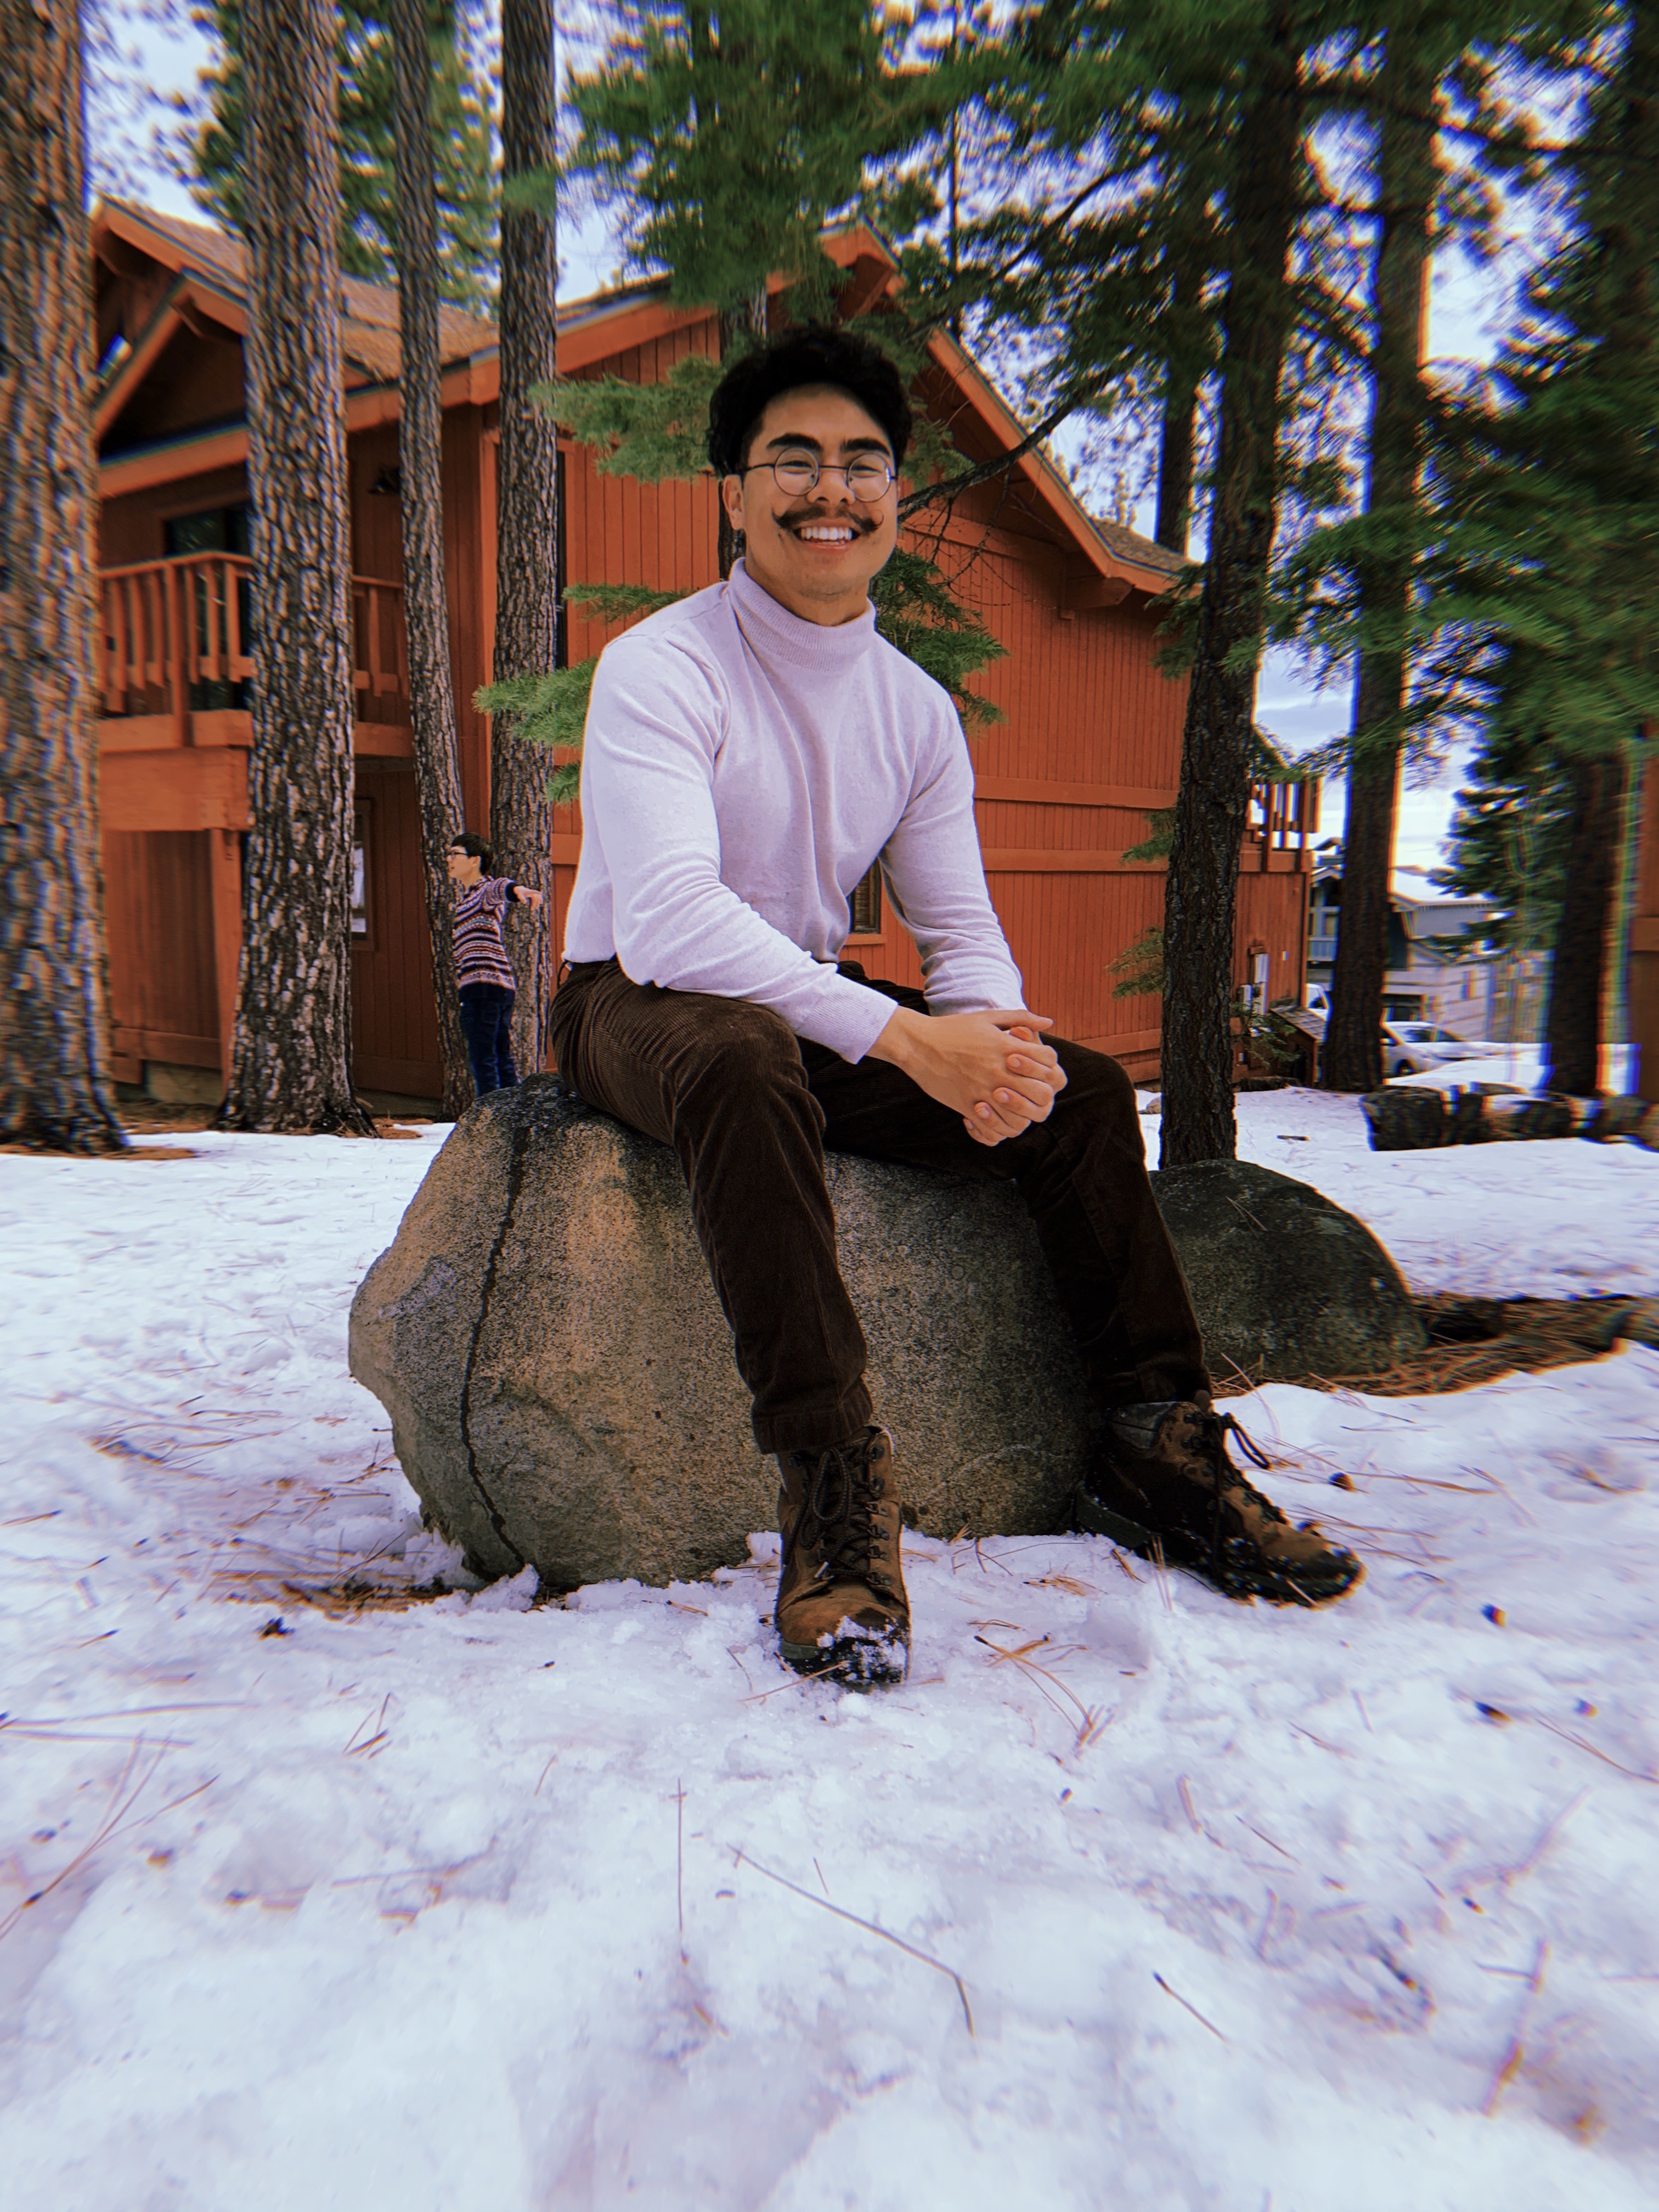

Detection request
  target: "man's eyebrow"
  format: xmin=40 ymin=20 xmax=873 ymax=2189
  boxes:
xmin=761 ymin=431 xmax=893 ymax=458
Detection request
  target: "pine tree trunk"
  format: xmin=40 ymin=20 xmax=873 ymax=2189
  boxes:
xmin=1154 ymin=228 xmax=1206 ymax=554
xmin=0 ymin=0 xmax=126 ymax=1153
xmin=1322 ymin=20 xmax=1437 ymax=1095
xmin=1160 ymin=16 xmax=1301 ymax=1167
xmin=1537 ymin=3 xmax=1657 ymax=1095
xmin=491 ymin=0 xmax=558 ymax=1084
xmin=1544 ymin=751 xmax=1627 ymax=1096
xmin=1153 ymin=369 xmax=1197 ymax=555
xmin=1323 ymin=745 xmax=1399 ymax=1090
xmin=392 ymin=0 xmax=470 ymax=1119
xmin=221 ymin=0 xmax=375 ymax=1135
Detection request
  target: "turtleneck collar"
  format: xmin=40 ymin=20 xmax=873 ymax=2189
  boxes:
xmin=726 ymin=557 xmax=878 ymax=674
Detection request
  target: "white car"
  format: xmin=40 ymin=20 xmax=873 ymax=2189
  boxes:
xmin=1380 ymin=1020 xmax=1499 ymax=1078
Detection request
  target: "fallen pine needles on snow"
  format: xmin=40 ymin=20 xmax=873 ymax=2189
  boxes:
xmin=1213 ymin=1295 xmax=1650 ymax=1402
xmin=732 ymin=1849 xmax=974 ymax=2035
xmin=1483 ymin=1938 xmax=1549 ymax=2116
xmin=1153 ymin=1972 xmax=1229 ymax=2042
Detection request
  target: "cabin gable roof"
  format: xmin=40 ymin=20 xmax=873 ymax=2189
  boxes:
xmin=95 ymin=200 xmax=498 ymax=387
xmin=92 ymin=200 xmax=1178 ymax=593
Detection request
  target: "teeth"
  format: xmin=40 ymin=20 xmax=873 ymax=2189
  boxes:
xmin=797 ymin=524 xmax=855 ymax=541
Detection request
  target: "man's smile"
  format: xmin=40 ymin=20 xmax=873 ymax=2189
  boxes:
xmin=783 ymin=515 xmax=868 ymax=545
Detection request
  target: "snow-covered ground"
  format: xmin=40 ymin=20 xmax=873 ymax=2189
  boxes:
xmin=1386 ymin=1045 xmax=1639 ymax=1094
xmin=2 ymin=1092 xmax=1657 ymax=2211
xmin=1390 ymin=1047 xmax=1546 ymax=1091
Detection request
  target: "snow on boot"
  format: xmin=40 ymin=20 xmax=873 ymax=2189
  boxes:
xmin=775 ymin=1427 xmax=909 ymax=1687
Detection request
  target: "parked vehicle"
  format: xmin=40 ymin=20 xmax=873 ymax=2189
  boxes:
xmin=1380 ymin=1021 xmax=1499 ymax=1078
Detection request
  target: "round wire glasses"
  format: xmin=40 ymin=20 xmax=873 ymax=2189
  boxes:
xmin=742 ymin=448 xmax=895 ymax=501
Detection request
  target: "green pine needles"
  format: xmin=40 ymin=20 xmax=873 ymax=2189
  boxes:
xmin=869 ymin=549 xmax=1006 ymax=729
xmin=543 ymin=358 xmax=723 ymax=486
xmin=1107 ymin=927 xmax=1165 ymax=1001
xmin=193 ymin=0 xmax=498 ymax=314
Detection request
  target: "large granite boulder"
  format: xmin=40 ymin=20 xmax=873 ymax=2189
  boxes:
xmin=1145 ymin=1159 xmax=1425 ymax=1390
xmin=349 ymin=1081 xmax=1423 ymax=1588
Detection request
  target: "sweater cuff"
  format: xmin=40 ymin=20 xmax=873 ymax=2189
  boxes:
xmin=804 ymin=974 xmax=908 ymax=1064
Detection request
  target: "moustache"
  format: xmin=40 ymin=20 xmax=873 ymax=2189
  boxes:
xmin=777 ymin=508 xmax=875 ymax=534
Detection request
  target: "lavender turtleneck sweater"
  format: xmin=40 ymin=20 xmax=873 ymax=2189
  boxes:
xmin=562 ymin=560 xmax=1025 ymax=1062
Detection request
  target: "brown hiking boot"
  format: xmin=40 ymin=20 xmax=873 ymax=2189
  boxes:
xmin=1076 ymin=1396 xmax=1364 ymax=1607
xmin=775 ymin=1426 xmax=909 ymax=1687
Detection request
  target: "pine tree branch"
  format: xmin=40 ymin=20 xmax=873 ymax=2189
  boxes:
xmin=896 ymin=387 xmax=1103 ymax=521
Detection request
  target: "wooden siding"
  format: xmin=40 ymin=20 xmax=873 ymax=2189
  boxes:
xmin=1235 ymin=859 xmax=1312 ymax=997
xmin=105 ymin=829 xmax=221 ymax=1077
xmin=549 ymin=315 xmax=726 ymax=997
xmin=101 ymin=322 xmax=244 ymax=455
xmin=94 ymin=407 xmax=493 ymax=1099
xmin=352 ymin=765 xmax=442 ymax=1098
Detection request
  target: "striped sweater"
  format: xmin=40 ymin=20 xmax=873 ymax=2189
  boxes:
xmin=454 ymin=875 xmax=518 ymax=990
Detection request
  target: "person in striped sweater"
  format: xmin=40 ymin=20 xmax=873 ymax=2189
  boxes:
xmin=446 ymin=832 xmax=544 ymax=1098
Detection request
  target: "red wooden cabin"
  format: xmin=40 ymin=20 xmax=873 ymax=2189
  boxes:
xmin=91 ymin=200 xmax=1313 ymax=1105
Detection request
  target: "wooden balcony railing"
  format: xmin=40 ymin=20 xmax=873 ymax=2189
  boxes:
xmin=1245 ymin=777 xmax=1318 ymax=851
xmin=98 ymin=552 xmax=408 ymax=741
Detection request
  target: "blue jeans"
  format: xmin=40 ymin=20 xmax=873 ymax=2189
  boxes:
xmin=459 ymin=984 xmax=518 ymax=1097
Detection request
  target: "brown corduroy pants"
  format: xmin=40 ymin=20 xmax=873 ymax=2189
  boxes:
xmin=550 ymin=958 xmax=1209 ymax=1457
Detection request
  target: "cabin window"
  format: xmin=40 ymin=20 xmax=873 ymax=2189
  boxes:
xmin=164 ymin=503 xmax=252 ymax=558
xmin=849 ymin=863 xmax=883 ymax=938
xmin=351 ymin=804 xmax=372 ymax=944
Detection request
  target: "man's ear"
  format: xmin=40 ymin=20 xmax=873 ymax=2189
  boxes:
xmin=719 ymin=473 xmax=744 ymax=532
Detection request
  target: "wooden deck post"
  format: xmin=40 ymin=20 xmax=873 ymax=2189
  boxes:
xmin=208 ymin=827 xmax=242 ymax=1083
xmin=167 ymin=559 xmax=190 ymax=748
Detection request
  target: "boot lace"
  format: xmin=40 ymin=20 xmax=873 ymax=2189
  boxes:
xmin=1182 ymin=1406 xmax=1274 ymax=1575
xmin=1197 ymin=1406 xmax=1272 ymax=1475
xmin=788 ymin=1435 xmax=896 ymax=1599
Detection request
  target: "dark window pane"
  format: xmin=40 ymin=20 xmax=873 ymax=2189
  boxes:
xmin=850 ymin=864 xmax=882 ymax=936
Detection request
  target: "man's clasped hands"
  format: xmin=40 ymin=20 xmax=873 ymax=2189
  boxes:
xmin=867 ymin=1005 xmax=1069 ymax=1148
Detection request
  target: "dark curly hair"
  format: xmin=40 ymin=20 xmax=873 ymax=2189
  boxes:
xmin=706 ymin=325 xmax=913 ymax=480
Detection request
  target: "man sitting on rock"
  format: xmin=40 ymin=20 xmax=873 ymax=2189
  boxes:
xmin=550 ymin=326 xmax=1361 ymax=1686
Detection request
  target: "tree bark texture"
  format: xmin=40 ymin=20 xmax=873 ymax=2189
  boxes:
xmin=1548 ymin=0 xmax=1659 ymax=1095
xmin=1159 ymin=17 xmax=1301 ymax=1167
xmin=392 ymin=0 xmax=471 ymax=1119
xmin=1153 ymin=367 xmax=1198 ymax=556
xmin=491 ymin=0 xmax=559 ymax=1081
xmin=222 ymin=0 xmax=374 ymax=1135
xmin=0 ymin=0 xmax=126 ymax=1152
xmin=1544 ymin=751 xmax=1627 ymax=1095
xmin=1321 ymin=20 xmax=1437 ymax=1095
xmin=1153 ymin=216 xmax=1209 ymax=555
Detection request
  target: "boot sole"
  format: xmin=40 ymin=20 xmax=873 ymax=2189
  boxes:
xmin=1074 ymin=1485 xmax=1362 ymax=1608
xmin=779 ymin=1630 xmax=909 ymax=1690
